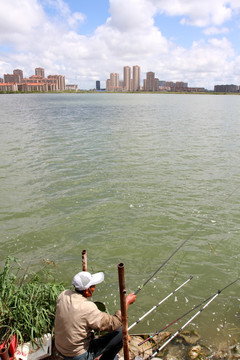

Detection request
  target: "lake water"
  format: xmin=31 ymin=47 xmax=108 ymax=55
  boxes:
xmin=0 ymin=93 xmax=239 ymax=348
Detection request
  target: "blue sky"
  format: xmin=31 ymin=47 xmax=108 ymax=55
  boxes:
xmin=0 ymin=0 xmax=240 ymax=89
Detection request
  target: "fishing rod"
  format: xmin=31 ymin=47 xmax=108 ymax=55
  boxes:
xmin=134 ymin=185 xmax=240 ymax=295
xmin=128 ymin=275 xmax=193 ymax=331
xmin=139 ymin=277 xmax=239 ymax=346
xmin=148 ymin=292 xmax=219 ymax=359
xmin=146 ymin=278 xmax=239 ymax=359
xmin=138 ymin=292 xmax=214 ymax=346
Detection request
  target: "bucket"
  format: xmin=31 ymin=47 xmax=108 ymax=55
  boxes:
xmin=0 ymin=347 xmax=10 ymax=360
xmin=0 ymin=335 xmax=17 ymax=360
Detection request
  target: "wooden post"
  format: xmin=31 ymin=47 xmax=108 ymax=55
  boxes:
xmin=82 ymin=250 xmax=87 ymax=271
xmin=118 ymin=262 xmax=130 ymax=360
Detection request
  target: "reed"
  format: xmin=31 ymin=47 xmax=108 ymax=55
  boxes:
xmin=0 ymin=256 xmax=65 ymax=344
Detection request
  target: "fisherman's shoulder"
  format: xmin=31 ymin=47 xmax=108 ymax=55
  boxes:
xmin=59 ymin=289 xmax=75 ymax=296
xmin=58 ymin=289 xmax=82 ymax=300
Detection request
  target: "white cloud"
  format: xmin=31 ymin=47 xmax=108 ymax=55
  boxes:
xmin=203 ymin=27 xmax=229 ymax=36
xmin=152 ymin=0 xmax=237 ymax=27
xmin=42 ymin=0 xmax=85 ymax=29
xmin=0 ymin=0 xmax=239 ymax=89
xmin=149 ymin=36 xmax=235 ymax=86
xmin=67 ymin=12 xmax=85 ymax=29
xmin=0 ymin=0 xmax=46 ymax=36
xmin=109 ymin=0 xmax=157 ymax=31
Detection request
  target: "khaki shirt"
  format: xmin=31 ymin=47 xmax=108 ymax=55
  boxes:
xmin=54 ymin=290 xmax=122 ymax=356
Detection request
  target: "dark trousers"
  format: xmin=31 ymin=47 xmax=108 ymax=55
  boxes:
xmin=57 ymin=327 xmax=122 ymax=360
xmin=88 ymin=327 xmax=122 ymax=360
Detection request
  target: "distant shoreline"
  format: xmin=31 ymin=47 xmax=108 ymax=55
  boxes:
xmin=0 ymin=90 xmax=240 ymax=95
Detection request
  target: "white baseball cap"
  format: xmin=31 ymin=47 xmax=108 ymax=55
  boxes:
xmin=72 ymin=271 xmax=104 ymax=291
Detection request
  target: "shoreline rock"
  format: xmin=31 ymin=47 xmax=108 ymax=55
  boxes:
xmin=48 ymin=331 xmax=240 ymax=360
xmin=117 ymin=331 xmax=240 ymax=360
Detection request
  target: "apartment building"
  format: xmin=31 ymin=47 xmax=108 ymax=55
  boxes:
xmin=13 ymin=69 xmax=23 ymax=82
xmin=132 ymin=65 xmax=140 ymax=91
xmin=214 ymin=84 xmax=239 ymax=93
xmin=106 ymin=73 xmax=120 ymax=91
xmin=1 ymin=67 xmax=66 ymax=92
xmin=48 ymin=75 xmax=65 ymax=91
xmin=4 ymin=73 xmax=21 ymax=83
xmin=146 ymin=72 xmax=155 ymax=91
xmin=123 ymin=66 xmax=131 ymax=91
xmin=35 ymin=67 xmax=45 ymax=78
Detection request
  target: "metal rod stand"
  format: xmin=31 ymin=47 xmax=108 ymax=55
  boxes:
xmin=118 ymin=262 xmax=130 ymax=360
xmin=82 ymin=249 xmax=87 ymax=271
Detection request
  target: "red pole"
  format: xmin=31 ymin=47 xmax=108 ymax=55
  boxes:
xmin=82 ymin=250 xmax=87 ymax=271
xmin=118 ymin=262 xmax=130 ymax=360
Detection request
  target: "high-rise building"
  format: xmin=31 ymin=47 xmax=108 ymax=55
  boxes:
xmin=123 ymin=66 xmax=131 ymax=91
xmin=96 ymin=81 xmax=100 ymax=90
xmin=110 ymin=73 xmax=119 ymax=90
xmin=106 ymin=79 xmax=111 ymax=91
xmin=154 ymin=78 xmax=159 ymax=91
xmin=35 ymin=67 xmax=45 ymax=78
xmin=132 ymin=65 xmax=140 ymax=91
xmin=13 ymin=69 xmax=23 ymax=82
xmin=130 ymin=79 xmax=133 ymax=91
xmin=146 ymin=72 xmax=155 ymax=91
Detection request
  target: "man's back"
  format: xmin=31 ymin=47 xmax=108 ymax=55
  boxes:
xmin=54 ymin=289 xmax=122 ymax=357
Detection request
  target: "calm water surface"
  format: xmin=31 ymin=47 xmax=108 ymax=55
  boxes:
xmin=0 ymin=93 xmax=239 ymax=347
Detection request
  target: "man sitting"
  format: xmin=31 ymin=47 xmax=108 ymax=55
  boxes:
xmin=54 ymin=271 xmax=136 ymax=360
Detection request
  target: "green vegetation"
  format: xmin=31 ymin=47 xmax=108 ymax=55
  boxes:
xmin=0 ymin=256 xmax=65 ymax=344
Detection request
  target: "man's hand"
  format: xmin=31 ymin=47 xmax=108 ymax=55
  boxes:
xmin=126 ymin=293 xmax=136 ymax=309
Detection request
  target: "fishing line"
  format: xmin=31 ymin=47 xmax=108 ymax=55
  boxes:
xmin=147 ymin=278 xmax=239 ymax=359
xmin=138 ymin=277 xmax=239 ymax=347
xmin=18 ymin=261 xmax=31 ymax=288
xmin=134 ymin=185 xmax=240 ymax=295
xmin=128 ymin=276 xmax=193 ymax=331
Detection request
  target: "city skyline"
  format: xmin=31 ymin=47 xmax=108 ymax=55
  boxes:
xmin=1 ymin=0 xmax=240 ymax=90
xmin=104 ymin=65 xmax=238 ymax=93
xmin=1 ymin=64 xmax=239 ymax=93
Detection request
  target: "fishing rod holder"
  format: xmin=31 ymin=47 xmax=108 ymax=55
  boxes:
xmin=118 ymin=262 xmax=130 ymax=360
xmin=82 ymin=249 xmax=87 ymax=271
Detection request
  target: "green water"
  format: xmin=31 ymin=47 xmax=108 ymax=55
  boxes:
xmin=0 ymin=93 xmax=239 ymax=347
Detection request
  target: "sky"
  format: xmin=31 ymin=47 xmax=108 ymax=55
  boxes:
xmin=0 ymin=0 xmax=240 ymax=90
